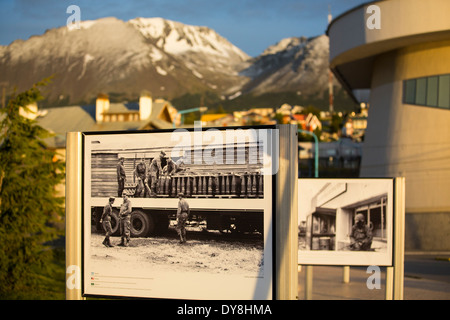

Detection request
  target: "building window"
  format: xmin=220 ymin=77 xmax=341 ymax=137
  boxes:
xmin=403 ymin=74 xmax=450 ymax=110
xmin=404 ymin=79 xmax=416 ymax=104
xmin=415 ymin=78 xmax=427 ymax=105
xmin=438 ymin=75 xmax=450 ymax=108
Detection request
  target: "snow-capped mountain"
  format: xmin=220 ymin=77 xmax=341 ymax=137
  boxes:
xmin=130 ymin=17 xmax=248 ymax=61
xmin=0 ymin=17 xmax=334 ymax=106
xmin=0 ymin=17 xmax=249 ymax=104
xmin=129 ymin=17 xmax=249 ymax=86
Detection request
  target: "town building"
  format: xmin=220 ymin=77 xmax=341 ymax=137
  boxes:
xmin=292 ymin=113 xmax=322 ymax=132
xmin=200 ymin=113 xmax=235 ymax=127
xmin=37 ymin=92 xmax=175 ymax=152
xmin=341 ymin=113 xmax=368 ymax=142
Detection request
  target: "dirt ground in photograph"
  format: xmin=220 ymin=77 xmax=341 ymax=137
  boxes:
xmin=90 ymin=229 xmax=265 ymax=277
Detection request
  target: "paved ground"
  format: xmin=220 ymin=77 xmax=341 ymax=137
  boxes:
xmin=297 ymin=252 xmax=450 ymax=300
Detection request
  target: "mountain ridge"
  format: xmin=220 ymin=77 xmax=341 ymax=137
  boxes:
xmin=0 ymin=16 xmax=348 ymax=110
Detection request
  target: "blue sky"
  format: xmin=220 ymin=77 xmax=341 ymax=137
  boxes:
xmin=0 ymin=0 xmax=369 ymax=57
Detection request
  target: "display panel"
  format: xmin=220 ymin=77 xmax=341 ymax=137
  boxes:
xmin=298 ymin=178 xmax=394 ymax=266
xmin=82 ymin=127 xmax=276 ymax=299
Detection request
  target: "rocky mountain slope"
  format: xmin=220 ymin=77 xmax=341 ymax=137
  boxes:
xmin=238 ymin=35 xmax=337 ymax=96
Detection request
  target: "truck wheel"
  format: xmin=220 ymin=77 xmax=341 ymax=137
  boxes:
xmin=130 ymin=210 xmax=154 ymax=237
xmin=110 ymin=209 xmax=120 ymax=236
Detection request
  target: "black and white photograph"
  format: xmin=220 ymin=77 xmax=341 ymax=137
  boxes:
xmin=82 ymin=127 xmax=275 ymax=300
xmin=298 ymin=178 xmax=394 ymax=266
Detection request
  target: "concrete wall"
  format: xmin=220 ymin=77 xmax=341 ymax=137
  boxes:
xmin=360 ymin=40 xmax=450 ymax=250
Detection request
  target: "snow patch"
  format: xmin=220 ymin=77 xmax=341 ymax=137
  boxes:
xmin=80 ymin=20 xmax=96 ymax=30
xmin=155 ymin=66 xmax=167 ymax=76
xmin=262 ymin=37 xmax=306 ymax=56
xmin=149 ymin=47 xmax=163 ymax=62
xmin=129 ymin=17 xmax=166 ymax=38
xmin=191 ymin=69 xmax=203 ymax=79
xmin=77 ymin=54 xmax=94 ymax=80
xmin=228 ymin=91 xmax=242 ymax=100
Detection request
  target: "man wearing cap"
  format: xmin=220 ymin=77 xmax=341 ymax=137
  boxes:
xmin=100 ymin=197 xmax=115 ymax=247
xmin=349 ymin=213 xmax=373 ymax=251
xmin=149 ymin=151 xmax=165 ymax=197
xmin=176 ymin=193 xmax=190 ymax=244
xmin=117 ymin=157 xmax=126 ymax=197
xmin=119 ymin=194 xmax=132 ymax=247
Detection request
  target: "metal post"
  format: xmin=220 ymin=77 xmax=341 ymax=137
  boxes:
xmin=342 ymin=265 xmax=350 ymax=283
xmin=305 ymin=265 xmax=313 ymax=300
xmin=298 ymin=129 xmax=319 ymax=300
xmin=385 ymin=267 xmax=394 ymax=300
xmin=298 ymin=129 xmax=319 ymax=178
xmin=393 ymin=177 xmax=405 ymax=300
xmin=65 ymin=132 xmax=85 ymax=300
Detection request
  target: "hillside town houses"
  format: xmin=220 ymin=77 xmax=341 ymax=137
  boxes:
xmin=18 ymin=92 xmax=367 ymax=181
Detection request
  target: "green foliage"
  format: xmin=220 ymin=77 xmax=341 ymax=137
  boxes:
xmin=329 ymin=113 xmax=344 ymax=134
xmin=171 ymin=88 xmax=358 ymax=114
xmin=171 ymin=91 xmax=221 ymax=110
xmin=0 ymin=78 xmax=65 ymax=298
xmin=300 ymin=105 xmax=321 ymax=118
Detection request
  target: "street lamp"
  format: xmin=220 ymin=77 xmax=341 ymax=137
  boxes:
xmin=173 ymin=107 xmax=208 ymax=128
xmin=298 ymin=129 xmax=319 ymax=178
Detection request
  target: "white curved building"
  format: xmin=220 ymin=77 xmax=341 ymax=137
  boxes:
xmin=327 ymin=0 xmax=450 ymax=251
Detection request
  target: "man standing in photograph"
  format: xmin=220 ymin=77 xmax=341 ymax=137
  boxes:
xmin=176 ymin=193 xmax=190 ymax=244
xmin=149 ymin=151 xmax=165 ymax=197
xmin=349 ymin=213 xmax=373 ymax=251
xmin=100 ymin=197 xmax=115 ymax=248
xmin=162 ymin=156 xmax=177 ymax=196
xmin=134 ymin=157 xmax=148 ymax=198
xmin=119 ymin=194 xmax=132 ymax=247
xmin=117 ymin=157 xmax=126 ymax=197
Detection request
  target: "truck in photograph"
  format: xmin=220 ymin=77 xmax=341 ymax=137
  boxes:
xmin=89 ymin=142 xmax=266 ymax=237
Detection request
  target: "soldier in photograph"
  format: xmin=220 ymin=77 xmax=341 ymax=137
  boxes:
xmin=119 ymin=194 xmax=132 ymax=247
xmin=134 ymin=157 xmax=149 ymax=198
xmin=149 ymin=151 xmax=165 ymax=197
xmin=164 ymin=156 xmax=177 ymax=176
xmin=100 ymin=197 xmax=115 ymax=248
xmin=349 ymin=213 xmax=373 ymax=251
xmin=117 ymin=157 xmax=126 ymax=197
xmin=162 ymin=156 xmax=177 ymax=196
xmin=176 ymin=193 xmax=190 ymax=244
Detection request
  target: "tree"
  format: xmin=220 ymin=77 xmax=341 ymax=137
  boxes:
xmin=330 ymin=113 xmax=344 ymax=134
xmin=0 ymin=79 xmax=65 ymax=298
xmin=301 ymin=105 xmax=321 ymax=118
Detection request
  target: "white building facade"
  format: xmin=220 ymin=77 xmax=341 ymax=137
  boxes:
xmin=327 ymin=0 xmax=450 ymax=250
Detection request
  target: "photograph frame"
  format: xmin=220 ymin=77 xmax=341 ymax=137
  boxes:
xmin=298 ymin=178 xmax=395 ymax=267
xmin=80 ymin=125 xmax=279 ymax=300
